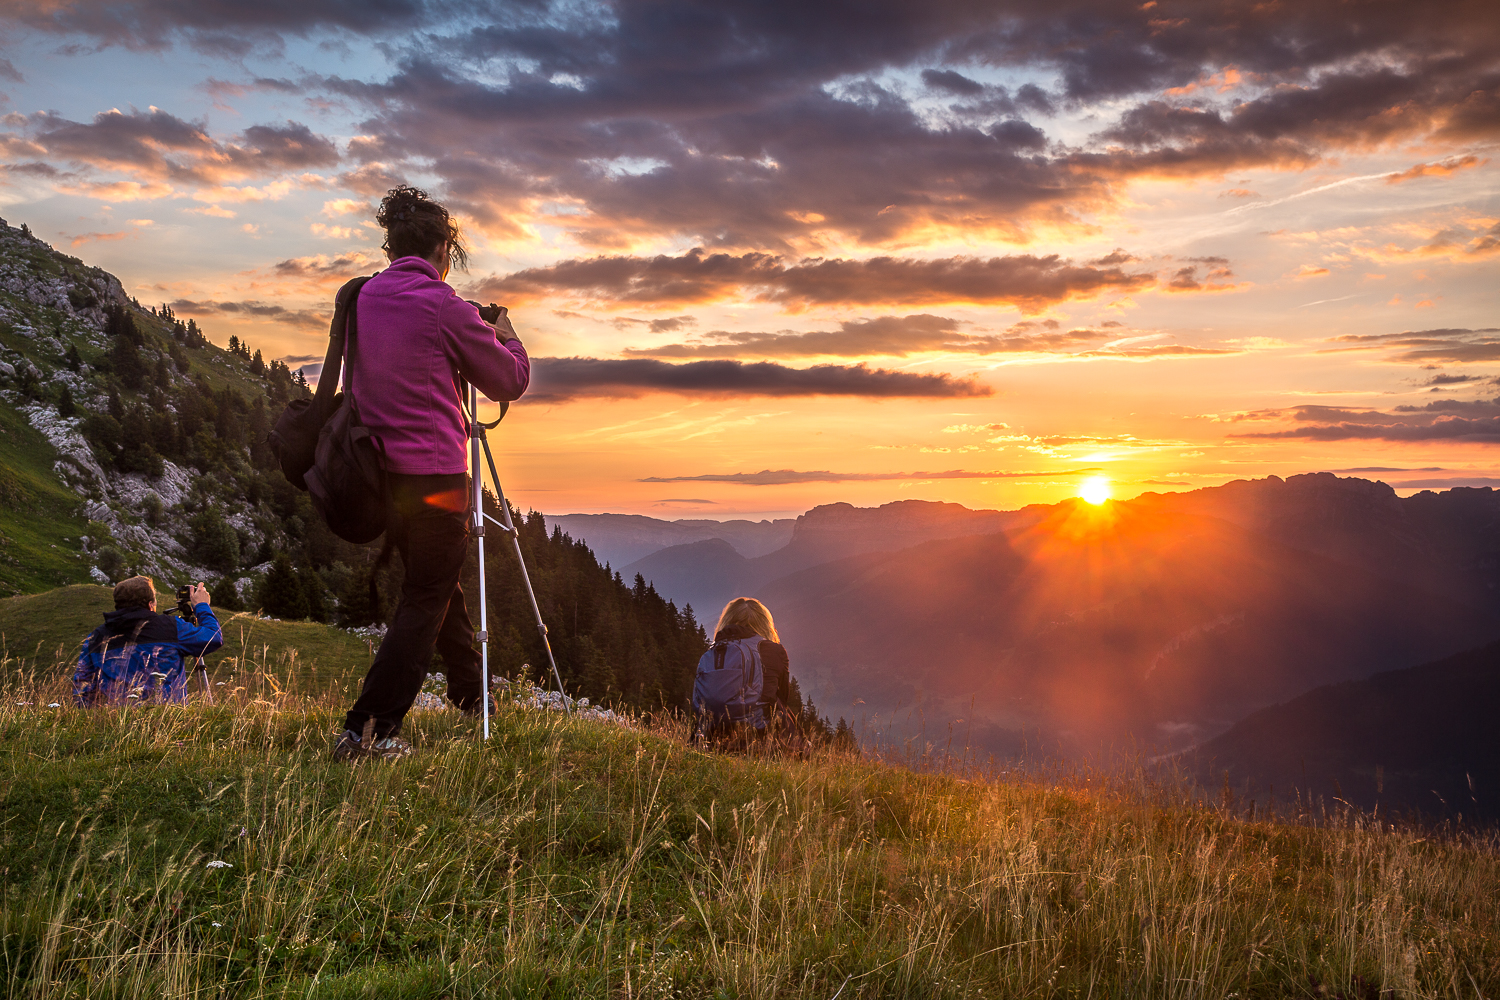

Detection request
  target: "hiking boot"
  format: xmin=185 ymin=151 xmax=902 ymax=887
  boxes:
xmin=332 ymin=722 xmax=413 ymax=762
xmin=459 ymin=692 xmax=500 ymax=720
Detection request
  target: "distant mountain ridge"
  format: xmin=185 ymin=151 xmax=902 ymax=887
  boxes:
xmin=759 ymin=492 xmax=1499 ymax=756
xmin=543 ymin=512 xmax=795 ymax=568
xmin=621 ymin=499 xmax=1045 ymax=615
xmin=1130 ymin=473 xmax=1500 ymax=607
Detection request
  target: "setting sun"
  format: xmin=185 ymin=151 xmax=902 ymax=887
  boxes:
xmin=1081 ymin=477 xmax=1111 ymax=505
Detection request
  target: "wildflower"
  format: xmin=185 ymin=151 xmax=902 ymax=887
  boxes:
xmin=205 ymin=860 xmax=233 ymax=869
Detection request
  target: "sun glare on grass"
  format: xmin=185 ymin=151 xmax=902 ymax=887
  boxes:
xmin=1080 ymin=476 xmax=1111 ymax=505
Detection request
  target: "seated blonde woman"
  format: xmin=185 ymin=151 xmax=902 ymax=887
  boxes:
xmin=692 ymin=597 xmax=796 ymax=749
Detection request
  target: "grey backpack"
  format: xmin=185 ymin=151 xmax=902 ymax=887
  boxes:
xmin=692 ymin=636 xmax=765 ymax=732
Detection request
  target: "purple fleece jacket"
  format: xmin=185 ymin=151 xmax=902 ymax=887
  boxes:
xmin=344 ymin=256 xmax=530 ymax=475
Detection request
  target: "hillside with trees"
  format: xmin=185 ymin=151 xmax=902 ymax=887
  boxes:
xmin=0 ymin=218 xmax=727 ymax=713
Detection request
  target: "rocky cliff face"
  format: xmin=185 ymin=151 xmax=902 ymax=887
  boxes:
xmin=0 ymin=219 xmax=308 ymax=601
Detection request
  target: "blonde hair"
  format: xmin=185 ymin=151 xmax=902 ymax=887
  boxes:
xmin=713 ymin=597 xmax=779 ymax=643
xmin=113 ymin=575 xmax=156 ymax=609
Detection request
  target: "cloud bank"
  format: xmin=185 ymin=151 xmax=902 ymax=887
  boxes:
xmin=640 ymin=468 xmax=1101 ymax=485
xmin=527 ymin=357 xmax=991 ymax=401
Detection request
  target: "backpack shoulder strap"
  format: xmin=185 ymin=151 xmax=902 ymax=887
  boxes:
xmin=315 ymin=274 xmax=376 ymax=412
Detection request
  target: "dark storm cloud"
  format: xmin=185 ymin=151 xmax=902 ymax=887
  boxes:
xmin=527 ymin=357 xmax=991 ymax=401
xmin=337 ymin=0 xmax=1496 ymax=247
xmin=480 ymin=249 xmax=1156 ymax=311
xmin=5 ymin=0 xmax=1497 ymax=249
xmin=622 ymin=315 xmax=1119 ymax=359
xmin=1235 ymin=398 xmax=1500 ymax=444
xmin=170 ymin=298 xmax=328 ymax=328
xmin=640 ymin=467 xmax=1099 ymax=485
xmin=12 ymin=109 xmax=338 ymax=186
xmin=270 ymin=251 xmax=382 ymax=278
xmin=922 ymin=69 xmax=984 ymax=96
xmin=0 ymin=0 xmax=459 ymax=52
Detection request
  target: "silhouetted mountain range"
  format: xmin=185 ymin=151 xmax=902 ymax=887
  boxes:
xmin=1190 ymin=639 xmax=1500 ymax=822
xmin=602 ymin=477 xmax=1499 ymax=761
xmin=543 ymin=512 xmax=795 ymax=568
xmin=761 ymin=495 xmax=1497 ymax=756
xmin=1130 ymin=474 xmax=1500 ymax=610
xmin=621 ymin=499 xmax=1044 ymax=615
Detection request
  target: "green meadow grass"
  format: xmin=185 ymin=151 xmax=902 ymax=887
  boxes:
xmin=0 ymin=585 xmax=374 ymax=699
xmin=2 ymin=640 xmax=1497 ymax=998
xmin=0 ymin=401 xmax=92 ymax=598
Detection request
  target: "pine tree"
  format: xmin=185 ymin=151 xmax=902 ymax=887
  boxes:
xmin=111 ymin=333 xmax=145 ymax=390
xmin=64 ymin=343 xmax=82 ymax=372
xmin=189 ymin=507 xmax=240 ymax=573
xmin=299 ymin=564 xmax=328 ymax=623
xmin=259 ymin=555 xmax=309 ymax=620
xmin=56 ymin=385 xmax=76 ymax=418
xmin=336 ymin=566 xmax=383 ymax=627
xmin=210 ymin=576 xmax=243 ymax=612
xmin=251 ymin=349 xmax=265 ymax=375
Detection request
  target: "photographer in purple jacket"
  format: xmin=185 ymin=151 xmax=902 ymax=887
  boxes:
xmin=334 ymin=186 xmax=530 ymax=762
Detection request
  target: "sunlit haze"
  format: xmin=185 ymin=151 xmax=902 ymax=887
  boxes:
xmin=1 ymin=2 xmax=1496 ymax=518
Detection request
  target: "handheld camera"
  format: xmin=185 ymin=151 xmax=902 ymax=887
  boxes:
xmin=175 ymin=584 xmax=198 ymax=626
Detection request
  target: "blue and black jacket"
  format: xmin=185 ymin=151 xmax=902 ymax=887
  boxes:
xmin=73 ymin=603 xmax=224 ymax=705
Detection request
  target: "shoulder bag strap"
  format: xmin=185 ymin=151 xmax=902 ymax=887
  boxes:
xmin=315 ymin=274 xmax=376 ymax=416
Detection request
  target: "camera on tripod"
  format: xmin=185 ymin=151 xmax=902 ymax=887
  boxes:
xmin=175 ymin=584 xmax=199 ymax=626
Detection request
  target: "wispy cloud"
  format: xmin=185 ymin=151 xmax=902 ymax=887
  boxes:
xmin=640 ymin=468 xmax=1101 ymax=485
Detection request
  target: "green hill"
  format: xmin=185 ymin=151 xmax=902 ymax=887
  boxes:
xmin=0 ymin=683 xmax=1495 ymax=998
xmin=0 ymin=402 xmax=92 ymax=596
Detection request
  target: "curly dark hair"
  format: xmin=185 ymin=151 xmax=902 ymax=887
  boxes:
xmin=376 ymin=185 xmax=469 ymax=273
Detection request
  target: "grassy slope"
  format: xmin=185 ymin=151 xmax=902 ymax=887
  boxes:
xmin=1 ymin=663 xmax=1496 ymax=998
xmin=0 ymin=585 xmax=373 ymax=695
xmin=0 ymin=404 xmax=92 ymax=597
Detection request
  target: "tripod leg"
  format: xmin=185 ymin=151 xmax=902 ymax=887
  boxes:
xmin=469 ymin=385 xmax=491 ymax=739
xmin=475 ymin=428 xmax=570 ymax=711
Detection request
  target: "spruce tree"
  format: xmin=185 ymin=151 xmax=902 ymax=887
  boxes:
xmin=111 ymin=333 xmax=145 ymax=390
xmin=57 ymin=385 xmax=76 ymax=418
xmin=64 ymin=343 xmax=82 ymax=372
xmin=189 ymin=507 xmax=240 ymax=573
xmin=299 ymin=565 xmax=328 ymax=623
xmin=260 ymin=555 xmax=309 ymax=620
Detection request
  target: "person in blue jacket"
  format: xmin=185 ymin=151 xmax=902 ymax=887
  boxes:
xmin=74 ymin=575 xmax=223 ymax=705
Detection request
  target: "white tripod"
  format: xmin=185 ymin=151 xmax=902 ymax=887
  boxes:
xmin=465 ymin=384 xmax=569 ymax=739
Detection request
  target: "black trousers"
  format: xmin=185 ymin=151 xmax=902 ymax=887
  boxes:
xmin=343 ymin=472 xmax=483 ymax=738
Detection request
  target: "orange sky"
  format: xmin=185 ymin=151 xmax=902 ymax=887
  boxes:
xmin=2 ymin=1 xmax=1496 ymax=517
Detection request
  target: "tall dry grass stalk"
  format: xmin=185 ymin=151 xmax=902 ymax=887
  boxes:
xmin=2 ymin=645 xmax=1497 ymax=998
